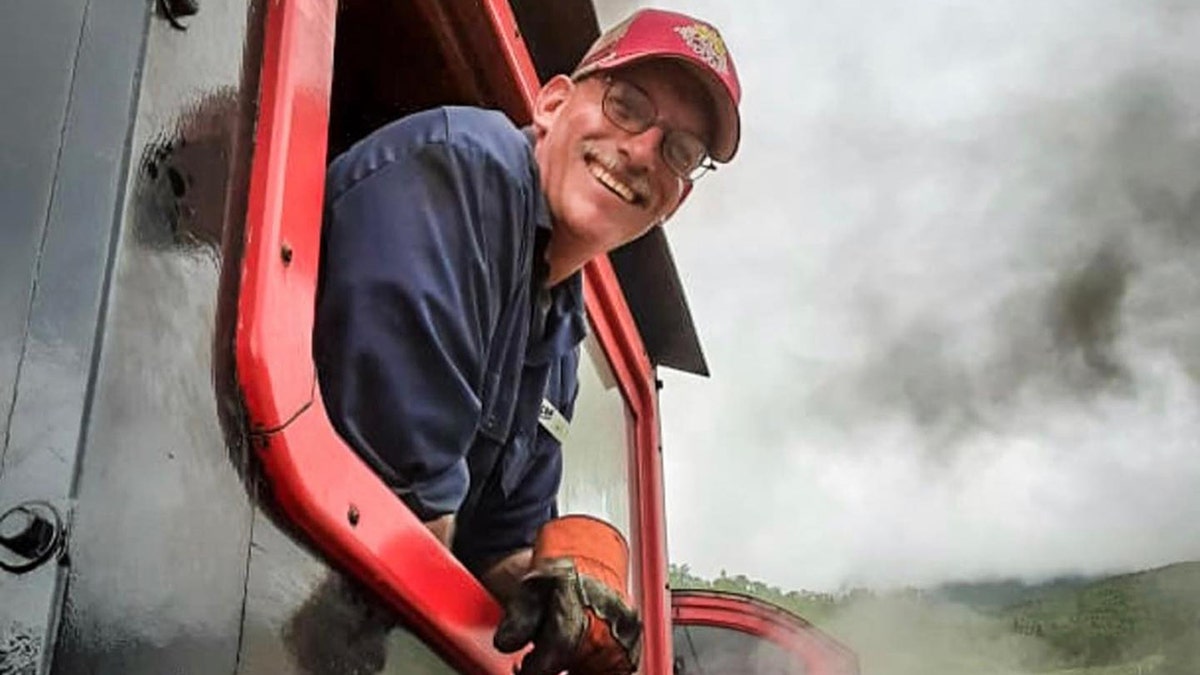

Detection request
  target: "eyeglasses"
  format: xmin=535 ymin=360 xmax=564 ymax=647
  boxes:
xmin=599 ymin=77 xmax=717 ymax=182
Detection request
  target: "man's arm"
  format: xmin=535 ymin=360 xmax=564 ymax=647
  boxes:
xmin=315 ymin=111 xmax=529 ymax=524
xmin=424 ymin=514 xmax=456 ymax=549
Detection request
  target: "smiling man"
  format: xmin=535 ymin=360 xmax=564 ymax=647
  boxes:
xmin=314 ymin=8 xmax=740 ymax=675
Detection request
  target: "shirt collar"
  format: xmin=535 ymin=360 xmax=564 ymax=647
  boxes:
xmin=527 ymin=271 xmax=586 ymax=365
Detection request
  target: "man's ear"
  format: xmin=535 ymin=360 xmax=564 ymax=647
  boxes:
xmin=531 ymin=74 xmax=574 ymax=137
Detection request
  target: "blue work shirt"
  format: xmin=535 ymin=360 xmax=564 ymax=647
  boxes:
xmin=314 ymin=106 xmax=587 ymax=573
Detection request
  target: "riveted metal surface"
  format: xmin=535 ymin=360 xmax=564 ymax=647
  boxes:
xmin=38 ymin=0 xmax=267 ymax=673
xmin=0 ymin=502 xmax=64 ymax=574
xmin=0 ymin=0 xmax=151 ymax=670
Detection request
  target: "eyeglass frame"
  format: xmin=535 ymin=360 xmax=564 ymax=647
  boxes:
xmin=587 ymin=74 xmax=718 ymax=182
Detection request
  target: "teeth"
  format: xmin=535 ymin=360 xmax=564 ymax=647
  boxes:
xmin=589 ymin=161 xmax=637 ymax=204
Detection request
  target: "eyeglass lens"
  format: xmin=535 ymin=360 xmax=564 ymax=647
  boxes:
xmin=603 ymin=80 xmax=712 ymax=180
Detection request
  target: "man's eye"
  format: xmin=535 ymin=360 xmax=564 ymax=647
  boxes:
xmin=665 ymin=135 xmax=703 ymax=171
xmin=663 ymin=141 xmax=687 ymax=168
xmin=609 ymin=96 xmax=641 ymax=124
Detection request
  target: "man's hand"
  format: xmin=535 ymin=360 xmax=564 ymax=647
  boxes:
xmin=494 ymin=558 xmax=641 ymax=675
xmin=492 ymin=516 xmax=642 ymax=675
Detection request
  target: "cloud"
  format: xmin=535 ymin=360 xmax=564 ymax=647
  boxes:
xmin=601 ymin=0 xmax=1200 ymax=590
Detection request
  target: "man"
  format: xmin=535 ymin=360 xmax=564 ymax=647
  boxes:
xmin=314 ymin=8 xmax=740 ymax=674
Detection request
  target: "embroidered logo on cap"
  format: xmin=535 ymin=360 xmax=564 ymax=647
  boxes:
xmin=673 ymin=23 xmax=729 ymax=74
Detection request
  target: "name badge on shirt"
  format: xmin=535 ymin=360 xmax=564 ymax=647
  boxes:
xmin=538 ymin=398 xmax=570 ymax=444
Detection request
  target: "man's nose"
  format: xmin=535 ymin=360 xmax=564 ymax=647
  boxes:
xmin=622 ymin=125 xmax=665 ymax=171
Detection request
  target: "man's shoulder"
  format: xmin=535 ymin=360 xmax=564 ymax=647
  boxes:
xmin=439 ymin=106 xmax=534 ymax=178
xmin=328 ymin=106 xmax=533 ymax=200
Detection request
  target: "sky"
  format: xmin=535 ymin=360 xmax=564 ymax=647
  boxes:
xmin=595 ymin=0 xmax=1200 ymax=591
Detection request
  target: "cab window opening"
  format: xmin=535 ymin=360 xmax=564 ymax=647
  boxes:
xmin=321 ymin=0 xmax=641 ymax=585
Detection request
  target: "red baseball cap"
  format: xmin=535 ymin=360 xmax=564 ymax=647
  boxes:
xmin=573 ymin=8 xmax=742 ymax=163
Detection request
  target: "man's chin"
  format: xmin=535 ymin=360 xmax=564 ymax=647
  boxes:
xmin=556 ymin=214 xmax=645 ymax=254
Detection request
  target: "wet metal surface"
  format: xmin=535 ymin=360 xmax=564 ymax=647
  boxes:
xmin=235 ymin=511 xmax=458 ymax=675
xmin=0 ymin=0 xmax=88 ymax=458
xmin=38 ymin=0 xmax=265 ymax=672
xmin=0 ymin=0 xmax=151 ymax=671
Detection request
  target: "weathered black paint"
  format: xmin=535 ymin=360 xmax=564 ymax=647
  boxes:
xmin=1 ymin=0 xmax=153 ymax=671
xmin=43 ymin=0 xmax=268 ymax=671
xmin=0 ymin=0 xmax=90 ymax=453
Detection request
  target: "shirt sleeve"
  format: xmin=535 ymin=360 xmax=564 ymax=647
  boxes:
xmin=314 ymin=132 xmax=528 ymax=520
xmin=453 ymin=346 xmax=580 ymax=574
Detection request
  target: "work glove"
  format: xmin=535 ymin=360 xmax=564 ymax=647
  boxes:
xmin=494 ymin=516 xmax=643 ymax=675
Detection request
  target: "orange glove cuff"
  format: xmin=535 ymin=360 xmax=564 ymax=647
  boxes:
xmin=532 ymin=515 xmax=631 ymax=603
xmin=575 ymin=605 xmax=638 ymax=675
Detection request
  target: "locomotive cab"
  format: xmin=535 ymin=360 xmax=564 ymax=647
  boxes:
xmin=0 ymin=0 xmax=857 ymax=672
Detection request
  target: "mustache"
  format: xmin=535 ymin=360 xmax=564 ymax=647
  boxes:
xmin=581 ymin=141 xmax=654 ymax=204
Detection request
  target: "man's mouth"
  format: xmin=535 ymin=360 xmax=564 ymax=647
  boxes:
xmin=584 ymin=148 xmax=648 ymax=207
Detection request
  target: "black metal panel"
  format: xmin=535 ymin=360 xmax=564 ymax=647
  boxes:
xmin=39 ymin=0 xmax=266 ymax=673
xmin=0 ymin=0 xmax=150 ymax=671
xmin=0 ymin=0 xmax=88 ymax=474
xmin=609 ymin=229 xmax=709 ymax=376
xmin=508 ymin=0 xmax=599 ymax=82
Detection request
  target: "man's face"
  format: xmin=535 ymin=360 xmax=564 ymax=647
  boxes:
xmin=533 ymin=61 xmax=713 ymax=256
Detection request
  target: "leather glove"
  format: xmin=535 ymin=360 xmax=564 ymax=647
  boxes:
xmin=494 ymin=516 xmax=643 ymax=675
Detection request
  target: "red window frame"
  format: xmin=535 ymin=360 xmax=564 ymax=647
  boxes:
xmin=672 ymin=591 xmax=861 ymax=675
xmin=234 ymin=0 xmax=670 ymax=673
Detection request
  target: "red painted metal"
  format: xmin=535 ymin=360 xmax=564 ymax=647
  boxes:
xmin=237 ymin=0 xmax=514 ymax=672
xmin=672 ymin=591 xmax=861 ymax=675
xmin=583 ymin=257 xmax=671 ymax=675
xmin=236 ymin=0 xmax=672 ymax=672
xmin=477 ymin=0 xmax=543 ymax=111
xmin=236 ymin=0 xmax=333 ymax=431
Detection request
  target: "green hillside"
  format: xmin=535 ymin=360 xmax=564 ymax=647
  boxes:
xmin=1002 ymin=562 xmax=1200 ymax=673
xmin=932 ymin=575 xmax=1095 ymax=611
xmin=668 ymin=562 xmax=1200 ymax=674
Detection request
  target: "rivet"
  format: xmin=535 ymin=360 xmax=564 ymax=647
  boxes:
xmin=280 ymin=243 xmax=293 ymax=265
xmin=347 ymin=504 xmax=360 ymax=527
xmin=0 ymin=502 xmax=63 ymax=574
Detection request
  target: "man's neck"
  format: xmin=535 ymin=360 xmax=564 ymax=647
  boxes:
xmin=543 ymin=231 xmax=593 ymax=287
